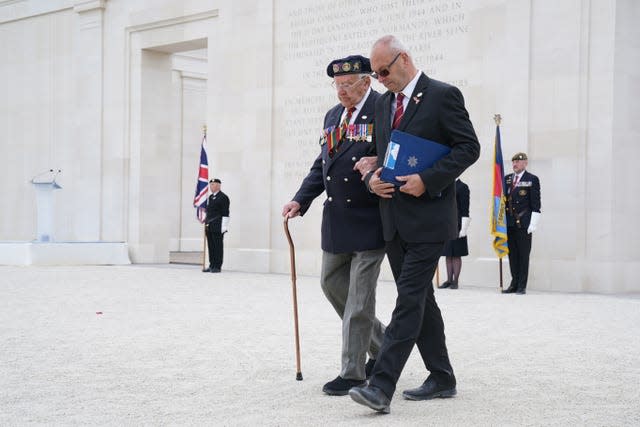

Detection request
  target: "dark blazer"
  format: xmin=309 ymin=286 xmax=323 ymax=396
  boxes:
xmin=504 ymin=171 xmax=541 ymax=229
xmin=372 ymin=74 xmax=480 ymax=242
xmin=293 ymin=89 xmax=384 ymax=253
xmin=205 ymin=191 xmax=230 ymax=234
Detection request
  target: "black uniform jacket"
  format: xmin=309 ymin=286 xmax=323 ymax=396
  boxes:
xmin=504 ymin=171 xmax=541 ymax=229
xmin=205 ymin=191 xmax=230 ymax=234
xmin=372 ymin=74 xmax=480 ymax=243
xmin=293 ymin=90 xmax=384 ymax=254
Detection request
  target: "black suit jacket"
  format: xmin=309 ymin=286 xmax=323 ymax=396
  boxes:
xmin=205 ymin=191 xmax=230 ymax=234
xmin=293 ymin=90 xmax=384 ymax=253
xmin=504 ymin=170 xmax=541 ymax=229
xmin=372 ymin=74 xmax=480 ymax=243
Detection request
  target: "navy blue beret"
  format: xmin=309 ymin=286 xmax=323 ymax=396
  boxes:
xmin=326 ymin=55 xmax=372 ymax=77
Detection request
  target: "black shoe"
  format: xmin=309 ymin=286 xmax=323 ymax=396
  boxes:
xmin=365 ymin=359 xmax=376 ymax=379
xmin=516 ymin=289 xmax=526 ymax=295
xmin=211 ymin=268 xmax=221 ymax=273
xmin=202 ymin=267 xmax=212 ymax=273
xmin=349 ymin=384 xmax=390 ymax=413
xmin=438 ymin=281 xmax=451 ymax=289
xmin=449 ymin=281 xmax=458 ymax=289
xmin=402 ymin=375 xmax=457 ymax=401
xmin=322 ymin=376 xmax=365 ymax=396
xmin=502 ymin=286 xmax=516 ymax=294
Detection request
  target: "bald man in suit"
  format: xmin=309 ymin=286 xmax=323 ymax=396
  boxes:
xmin=349 ymin=35 xmax=480 ymax=414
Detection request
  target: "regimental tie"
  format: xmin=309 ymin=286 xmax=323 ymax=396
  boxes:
xmin=510 ymin=175 xmax=520 ymax=193
xmin=392 ymin=93 xmax=405 ymax=129
xmin=331 ymin=106 xmax=356 ymax=157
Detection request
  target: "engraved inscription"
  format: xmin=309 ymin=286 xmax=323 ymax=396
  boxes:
xmin=275 ymin=0 xmax=469 ymax=181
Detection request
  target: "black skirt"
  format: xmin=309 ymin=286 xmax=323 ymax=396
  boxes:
xmin=442 ymin=236 xmax=468 ymax=257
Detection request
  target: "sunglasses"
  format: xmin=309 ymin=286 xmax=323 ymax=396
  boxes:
xmin=371 ymin=52 xmax=402 ymax=79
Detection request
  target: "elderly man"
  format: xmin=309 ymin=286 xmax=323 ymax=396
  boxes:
xmin=349 ymin=35 xmax=480 ymax=414
xmin=503 ymin=152 xmax=541 ymax=295
xmin=282 ymin=55 xmax=386 ymax=396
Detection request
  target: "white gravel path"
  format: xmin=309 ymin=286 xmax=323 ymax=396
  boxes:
xmin=1 ymin=265 xmax=639 ymax=426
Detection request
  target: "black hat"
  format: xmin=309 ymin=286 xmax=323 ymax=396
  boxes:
xmin=511 ymin=152 xmax=528 ymax=161
xmin=209 ymin=178 xmax=222 ymax=184
xmin=326 ymin=55 xmax=372 ymax=77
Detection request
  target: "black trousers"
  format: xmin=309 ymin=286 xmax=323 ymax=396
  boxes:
xmin=507 ymin=227 xmax=532 ymax=291
xmin=369 ymin=233 xmax=454 ymax=399
xmin=205 ymin=228 xmax=224 ymax=269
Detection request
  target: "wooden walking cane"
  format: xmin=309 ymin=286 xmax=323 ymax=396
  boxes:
xmin=283 ymin=217 xmax=303 ymax=381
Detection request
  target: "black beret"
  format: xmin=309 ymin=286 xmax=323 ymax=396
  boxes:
xmin=326 ymin=55 xmax=372 ymax=77
xmin=209 ymin=178 xmax=222 ymax=184
xmin=512 ymin=152 xmax=528 ymax=161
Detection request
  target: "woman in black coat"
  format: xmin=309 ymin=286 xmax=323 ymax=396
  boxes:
xmin=439 ymin=179 xmax=470 ymax=289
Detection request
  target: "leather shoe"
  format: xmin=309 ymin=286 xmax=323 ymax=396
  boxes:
xmin=516 ymin=289 xmax=526 ymax=295
xmin=322 ymin=376 xmax=365 ymax=396
xmin=210 ymin=268 xmax=221 ymax=273
xmin=438 ymin=281 xmax=451 ymax=289
xmin=502 ymin=286 xmax=516 ymax=294
xmin=449 ymin=281 xmax=458 ymax=289
xmin=365 ymin=358 xmax=376 ymax=379
xmin=402 ymin=375 xmax=457 ymax=401
xmin=202 ymin=267 xmax=212 ymax=273
xmin=349 ymin=384 xmax=390 ymax=414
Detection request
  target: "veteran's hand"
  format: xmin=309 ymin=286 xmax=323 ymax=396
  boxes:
xmin=282 ymin=201 xmax=301 ymax=218
xmin=353 ymin=156 xmax=378 ymax=180
xmin=369 ymin=167 xmax=395 ymax=199
xmin=396 ymin=174 xmax=426 ymax=197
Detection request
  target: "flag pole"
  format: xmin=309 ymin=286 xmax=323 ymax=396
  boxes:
xmin=494 ymin=114 xmax=504 ymax=292
xmin=201 ymin=124 xmax=208 ymax=272
xmin=202 ymin=225 xmax=207 ymax=271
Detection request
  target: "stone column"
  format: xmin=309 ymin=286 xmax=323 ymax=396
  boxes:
xmin=72 ymin=0 xmax=106 ymax=239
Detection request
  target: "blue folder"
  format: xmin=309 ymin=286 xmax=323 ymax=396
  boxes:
xmin=381 ymin=130 xmax=451 ymax=186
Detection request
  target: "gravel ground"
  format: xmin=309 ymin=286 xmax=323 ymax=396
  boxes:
xmin=1 ymin=265 xmax=639 ymax=426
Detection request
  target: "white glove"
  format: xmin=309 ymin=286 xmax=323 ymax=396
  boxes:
xmin=221 ymin=216 xmax=230 ymax=234
xmin=527 ymin=212 xmax=540 ymax=234
xmin=459 ymin=217 xmax=470 ymax=238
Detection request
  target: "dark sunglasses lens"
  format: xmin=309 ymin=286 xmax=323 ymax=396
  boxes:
xmin=379 ymin=69 xmax=390 ymax=77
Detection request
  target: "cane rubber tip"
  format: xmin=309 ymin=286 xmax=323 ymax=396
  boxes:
xmin=296 ymin=373 xmax=303 ymax=381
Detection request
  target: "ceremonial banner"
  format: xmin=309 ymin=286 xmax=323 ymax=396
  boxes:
xmin=490 ymin=124 xmax=509 ymax=257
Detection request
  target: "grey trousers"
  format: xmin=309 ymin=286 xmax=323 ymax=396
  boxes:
xmin=320 ymin=248 xmax=386 ymax=380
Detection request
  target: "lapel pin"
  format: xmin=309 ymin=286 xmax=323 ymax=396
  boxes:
xmin=361 ymin=115 xmax=367 ymax=119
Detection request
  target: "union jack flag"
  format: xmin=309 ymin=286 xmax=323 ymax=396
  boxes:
xmin=193 ymin=134 xmax=209 ymax=223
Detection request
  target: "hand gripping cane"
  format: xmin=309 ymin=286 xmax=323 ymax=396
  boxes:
xmin=283 ymin=217 xmax=303 ymax=381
